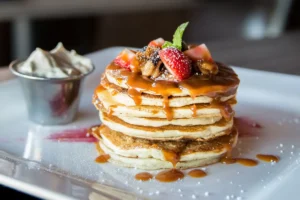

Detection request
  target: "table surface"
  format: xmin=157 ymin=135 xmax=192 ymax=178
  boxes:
xmin=1 ymin=30 xmax=300 ymax=82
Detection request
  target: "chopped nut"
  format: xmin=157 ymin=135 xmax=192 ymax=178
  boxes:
xmin=136 ymin=46 xmax=160 ymax=65
xmin=137 ymin=45 xmax=163 ymax=78
xmin=196 ymin=59 xmax=218 ymax=75
xmin=150 ymin=51 xmax=160 ymax=66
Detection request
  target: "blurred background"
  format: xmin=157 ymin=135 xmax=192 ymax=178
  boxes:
xmin=0 ymin=0 xmax=299 ymax=67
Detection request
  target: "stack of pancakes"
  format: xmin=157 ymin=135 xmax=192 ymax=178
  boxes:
xmin=92 ymin=61 xmax=240 ymax=170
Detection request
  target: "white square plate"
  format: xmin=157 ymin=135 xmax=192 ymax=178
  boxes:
xmin=0 ymin=47 xmax=300 ymax=200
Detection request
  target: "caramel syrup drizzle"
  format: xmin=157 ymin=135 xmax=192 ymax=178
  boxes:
xmin=94 ymin=130 xmax=110 ymax=164
xmin=94 ymin=143 xmax=110 ymax=163
xmin=91 ymin=126 xmax=279 ymax=183
xmin=154 ymin=149 xmax=184 ymax=182
xmin=135 ymin=172 xmax=153 ymax=181
xmin=188 ymin=169 xmax=207 ymax=178
xmin=162 ymin=150 xmax=180 ymax=167
xmin=155 ymin=169 xmax=184 ymax=182
xmin=93 ymin=85 xmax=117 ymax=117
xmin=220 ymin=144 xmax=258 ymax=167
xmin=220 ymin=144 xmax=236 ymax=164
xmin=95 ymin=142 xmax=105 ymax=154
xmin=111 ymin=89 xmax=118 ymax=96
xmin=128 ymin=87 xmax=142 ymax=105
xmin=93 ymin=125 xmax=184 ymax=182
xmin=236 ymin=158 xmax=258 ymax=166
xmin=107 ymin=106 xmax=115 ymax=117
xmin=191 ymin=104 xmax=197 ymax=117
xmin=215 ymin=101 xmax=234 ymax=121
xmin=95 ymin=154 xmax=110 ymax=163
xmin=163 ymin=96 xmax=173 ymax=121
xmin=94 ymin=62 xmax=271 ymax=181
xmin=256 ymin=154 xmax=279 ymax=163
xmin=105 ymin=62 xmax=239 ymax=120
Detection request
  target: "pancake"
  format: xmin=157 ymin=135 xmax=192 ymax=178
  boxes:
xmin=105 ymin=61 xmax=239 ymax=97
xmin=91 ymin=43 xmax=240 ymax=171
xmin=94 ymin=89 xmax=235 ymax=119
xmin=117 ymin=115 xmax=222 ymax=127
xmin=100 ymin=144 xmax=221 ymax=170
xmin=91 ymin=125 xmax=238 ymax=170
xmin=99 ymin=111 xmax=234 ymax=140
xmin=99 ymin=76 xmax=235 ymax=107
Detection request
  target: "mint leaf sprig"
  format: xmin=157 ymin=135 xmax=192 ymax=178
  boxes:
xmin=162 ymin=22 xmax=189 ymax=51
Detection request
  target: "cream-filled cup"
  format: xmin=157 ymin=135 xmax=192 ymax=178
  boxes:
xmin=10 ymin=43 xmax=94 ymax=125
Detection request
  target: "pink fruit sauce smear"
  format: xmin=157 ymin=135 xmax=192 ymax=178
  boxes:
xmin=47 ymin=127 xmax=98 ymax=143
xmin=234 ymin=116 xmax=262 ymax=138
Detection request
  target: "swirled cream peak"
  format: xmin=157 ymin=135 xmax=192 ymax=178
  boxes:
xmin=17 ymin=42 xmax=93 ymax=78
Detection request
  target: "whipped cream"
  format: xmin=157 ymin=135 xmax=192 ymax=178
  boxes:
xmin=17 ymin=42 xmax=93 ymax=78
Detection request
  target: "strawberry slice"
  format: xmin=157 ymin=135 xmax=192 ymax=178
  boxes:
xmin=148 ymin=38 xmax=165 ymax=48
xmin=159 ymin=47 xmax=191 ymax=81
xmin=114 ymin=49 xmax=138 ymax=71
xmin=184 ymin=44 xmax=213 ymax=62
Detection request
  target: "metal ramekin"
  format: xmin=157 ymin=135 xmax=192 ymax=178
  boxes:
xmin=9 ymin=60 xmax=94 ymax=125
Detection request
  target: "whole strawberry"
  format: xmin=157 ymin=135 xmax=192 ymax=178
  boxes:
xmin=159 ymin=47 xmax=191 ymax=81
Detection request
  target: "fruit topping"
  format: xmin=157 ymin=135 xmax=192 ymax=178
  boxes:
xmin=141 ymin=61 xmax=156 ymax=76
xmin=148 ymin=38 xmax=165 ymax=48
xmin=114 ymin=21 xmax=219 ymax=79
xmin=196 ymin=59 xmax=218 ymax=75
xmin=162 ymin=22 xmax=189 ymax=51
xmin=159 ymin=47 xmax=191 ymax=81
xmin=184 ymin=44 xmax=218 ymax=75
xmin=184 ymin=44 xmax=213 ymax=62
xmin=151 ymin=64 xmax=163 ymax=79
xmin=114 ymin=49 xmax=139 ymax=71
xmin=136 ymin=46 xmax=160 ymax=64
xmin=136 ymin=46 xmax=162 ymax=78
